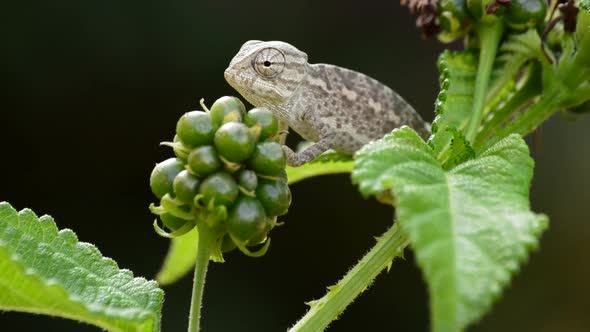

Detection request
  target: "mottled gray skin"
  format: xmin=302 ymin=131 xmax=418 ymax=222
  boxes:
xmin=224 ymin=40 xmax=430 ymax=166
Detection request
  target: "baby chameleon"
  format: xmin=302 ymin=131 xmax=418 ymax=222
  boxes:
xmin=224 ymin=40 xmax=431 ymax=166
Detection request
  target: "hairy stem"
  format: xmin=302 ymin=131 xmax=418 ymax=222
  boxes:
xmin=466 ymin=22 xmax=504 ymax=143
xmin=289 ymin=222 xmax=410 ymax=332
xmin=188 ymin=225 xmax=215 ymax=332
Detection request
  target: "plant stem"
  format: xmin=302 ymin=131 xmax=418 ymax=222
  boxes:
xmin=487 ymin=90 xmax=559 ymax=147
xmin=475 ymin=64 xmax=542 ymax=149
xmin=503 ymin=92 xmax=558 ymax=135
xmin=289 ymin=222 xmax=410 ymax=332
xmin=188 ymin=225 xmax=216 ymax=332
xmin=476 ymin=95 xmax=530 ymax=148
xmin=465 ymin=22 xmax=504 ymax=143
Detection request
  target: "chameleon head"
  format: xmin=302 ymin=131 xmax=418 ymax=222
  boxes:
xmin=224 ymin=40 xmax=308 ymax=108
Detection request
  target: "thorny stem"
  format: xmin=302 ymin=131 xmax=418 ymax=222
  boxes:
xmin=188 ymin=225 xmax=216 ymax=332
xmin=289 ymin=222 xmax=410 ymax=332
xmin=466 ymin=22 xmax=504 ymax=143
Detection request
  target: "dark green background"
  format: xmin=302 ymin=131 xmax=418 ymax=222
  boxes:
xmin=1 ymin=0 xmax=588 ymax=331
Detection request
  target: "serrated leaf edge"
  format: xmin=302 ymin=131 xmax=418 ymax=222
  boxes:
xmin=0 ymin=202 xmax=163 ymax=331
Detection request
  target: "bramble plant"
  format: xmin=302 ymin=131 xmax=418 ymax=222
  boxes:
xmin=0 ymin=0 xmax=589 ymax=331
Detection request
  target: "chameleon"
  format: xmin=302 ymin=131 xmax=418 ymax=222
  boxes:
xmin=224 ymin=40 xmax=431 ymax=166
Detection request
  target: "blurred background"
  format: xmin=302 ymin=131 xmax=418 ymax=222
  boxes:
xmin=1 ymin=0 xmax=588 ymax=331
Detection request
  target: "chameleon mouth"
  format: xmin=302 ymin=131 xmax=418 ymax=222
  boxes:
xmin=223 ymin=68 xmax=233 ymax=82
xmin=223 ymin=68 xmax=284 ymax=103
xmin=224 ymin=68 xmax=241 ymax=91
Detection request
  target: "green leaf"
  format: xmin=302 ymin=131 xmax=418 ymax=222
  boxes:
xmin=490 ymin=3 xmax=590 ymax=142
xmin=156 ymin=227 xmax=199 ymax=285
xmin=441 ymin=127 xmax=475 ymax=170
xmin=0 ymin=202 xmax=164 ymax=332
xmin=286 ymin=150 xmax=353 ymax=185
xmin=430 ymin=50 xmax=477 ymax=165
xmin=352 ymin=127 xmax=547 ymax=332
xmin=487 ymin=29 xmax=544 ymax=101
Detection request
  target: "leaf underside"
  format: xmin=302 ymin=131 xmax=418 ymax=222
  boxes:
xmin=0 ymin=202 xmax=164 ymax=332
xmin=352 ymin=127 xmax=547 ymax=332
xmin=156 ymin=227 xmax=198 ymax=285
xmin=287 ymin=150 xmax=353 ymax=185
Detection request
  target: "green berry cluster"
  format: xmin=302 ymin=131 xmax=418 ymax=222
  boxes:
xmin=149 ymin=96 xmax=291 ymax=257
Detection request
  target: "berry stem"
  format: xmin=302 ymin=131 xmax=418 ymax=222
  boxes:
xmin=289 ymin=222 xmax=410 ymax=332
xmin=187 ymin=224 xmax=216 ymax=332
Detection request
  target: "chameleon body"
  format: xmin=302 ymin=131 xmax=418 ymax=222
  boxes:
xmin=224 ymin=40 xmax=430 ymax=166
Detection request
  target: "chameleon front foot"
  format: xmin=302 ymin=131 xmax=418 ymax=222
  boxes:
xmin=282 ymin=137 xmax=333 ymax=167
xmin=282 ymin=146 xmax=307 ymax=167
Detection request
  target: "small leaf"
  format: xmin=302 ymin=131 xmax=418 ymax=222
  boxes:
xmin=156 ymin=227 xmax=199 ymax=285
xmin=487 ymin=29 xmax=544 ymax=101
xmin=441 ymin=127 xmax=475 ymax=170
xmin=0 ymin=202 xmax=164 ymax=332
xmin=430 ymin=51 xmax=477 ymax=164
xmin=352 ymin=128 xmax=547 ymax=332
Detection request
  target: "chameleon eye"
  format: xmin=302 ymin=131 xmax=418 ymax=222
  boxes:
xmin=253 ymin=48 xmax=285 ymax=78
